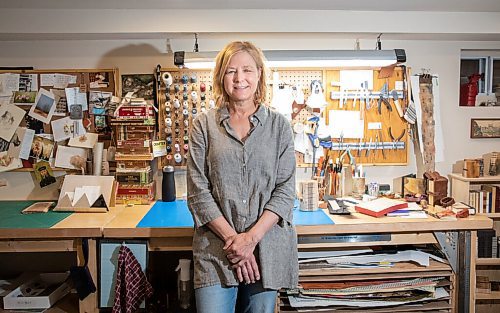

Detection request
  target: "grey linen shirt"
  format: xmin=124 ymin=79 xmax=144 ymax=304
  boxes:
xmin=187 ymin=104 xmax=298 ymax=290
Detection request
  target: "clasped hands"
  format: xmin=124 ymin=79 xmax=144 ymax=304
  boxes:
xmin=223 ymin=232 xmax=260 ymax=285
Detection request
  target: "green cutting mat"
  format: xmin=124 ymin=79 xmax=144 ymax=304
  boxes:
xmin=0 ymin=201 xmax=72 ymax=229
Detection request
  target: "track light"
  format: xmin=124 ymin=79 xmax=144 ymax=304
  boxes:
xmin=175 ymin=49 xmax=406 ymax=69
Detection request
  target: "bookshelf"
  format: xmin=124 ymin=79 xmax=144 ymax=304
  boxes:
xmin=449 ymin=173 xmax=500 ymax=312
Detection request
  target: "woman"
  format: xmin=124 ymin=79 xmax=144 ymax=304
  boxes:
xmin=187 ymin=41 xmax=298 ymax=313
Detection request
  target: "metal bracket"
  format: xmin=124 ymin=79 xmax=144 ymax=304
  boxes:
xmin=434 ymin=231 xmax=471 ymax=313
xmin=434 ymin=231 xmax=458 ymax=273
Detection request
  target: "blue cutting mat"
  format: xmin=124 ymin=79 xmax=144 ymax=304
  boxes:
xmin=293 ymin=208 xmax=334 ymax=225
xmin=137 ymin=200 xmax=334 ymax=228
xmin=292 ymin=199 xmax=334 ymax=225
xmin=137 ymin=200 xmax=194 ymax=228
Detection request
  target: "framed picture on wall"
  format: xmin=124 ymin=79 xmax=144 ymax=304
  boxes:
xmin=470 ymin=118 xmax=500 ymax=138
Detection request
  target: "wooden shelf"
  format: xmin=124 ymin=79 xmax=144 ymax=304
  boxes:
xmin=476 ymin=291 xmax=500 ymax=300
xmin=448 ymin=173 xmax=500 ymax=183
xmin=476 ymin=258 xmax=500 ymax=265
xmin=477 ymin=213 xmax=500 ymax=218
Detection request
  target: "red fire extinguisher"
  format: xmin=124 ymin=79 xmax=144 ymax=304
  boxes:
xmin=460 ymin=74 xmax=482 ymax=106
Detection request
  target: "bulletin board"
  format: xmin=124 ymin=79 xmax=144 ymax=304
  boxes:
xmin=155 ymin=66 xmax=408 ymax=169
xmin=0 ymin=68 xmax=119 ymax=135
xmin=0 ymin=68 xmax=119 ymax=174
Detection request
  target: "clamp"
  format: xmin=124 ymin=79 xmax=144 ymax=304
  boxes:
xmin=388 ymin=127 xmax=405 ymax=150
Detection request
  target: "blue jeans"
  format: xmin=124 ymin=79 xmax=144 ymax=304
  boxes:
xmin=195 ymin=282 xmax=277 ymax=313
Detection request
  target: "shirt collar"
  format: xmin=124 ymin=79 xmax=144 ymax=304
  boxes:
xmin=217 ymin=103 xmax=268 ymax=126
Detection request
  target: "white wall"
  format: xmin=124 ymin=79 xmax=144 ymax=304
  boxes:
xmin=0 ymin=36 xmax=498 ymax=196
xmin=1 ymin=1 xmax=500 ymax=198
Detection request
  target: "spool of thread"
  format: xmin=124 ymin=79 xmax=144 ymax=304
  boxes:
xmin=93 ymin=142 xmax=104 ymax=176
xmin=162 ymin=166 xmax=176 ymax=202
xmin=161 ymin=72 xmax=173 ymax=87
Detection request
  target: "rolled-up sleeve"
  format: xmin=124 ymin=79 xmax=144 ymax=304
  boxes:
xmin=264 ymin=118 xmax=296 ymax=224
xmin=187 ymin=116 xmax=222 ymax=228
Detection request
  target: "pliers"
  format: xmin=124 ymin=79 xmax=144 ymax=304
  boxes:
xmin=388 ymin=127 xmax=405 ymax=150
xmin=377 ymin=82 xmax=392 ymax=115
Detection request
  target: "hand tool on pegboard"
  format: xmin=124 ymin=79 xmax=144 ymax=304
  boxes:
xmin=377 ymin=82 xmax=392 ymax=115
xmin=388 ymin=126 xmax=405 ymax=150
xmin=391 ymin=89 xmax=404 ymax=117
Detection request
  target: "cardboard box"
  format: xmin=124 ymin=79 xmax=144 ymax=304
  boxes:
xmin=3 ymin=273 xmax=71 ymax=310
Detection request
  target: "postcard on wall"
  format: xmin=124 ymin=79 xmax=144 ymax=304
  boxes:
xmin=50 ymin=89 xmax=68 ymax=116
xmin=0 ymin=104 xmax=26 ymax=141
xmin=54 ymin=74 xmax=77 ymax=89
xmin=15 ymin=127 xmax=35 ymax=160
xmin=0 ymin=73 xmax=20 ymax=97
xmin=89 ymin=72 xmax=110 ymax=88
xmin=121 ymin=74 xmax=154 ymax=100
xmin=7 ymin=127 xmax=25 ymax=158
xmin=51 ymin=116 xmax=86 ymax=142
xmin=29 ymin=134 xmax=54 ymax=161
xmin=19 ymin=74 xmax=38 ymax=92
xmin=68 ymin=133 xmax=98 ymax=149
xmin=28 ymin=88 xmax=57 ymax=124
xmin=12 ymin=91 xmax=37 ymax=105
xmin=33 ymin=160 xmax=57 ymax=188
xmin=65 ymin=87 xmax=88 ymax=111
xmin=54 ymin=145 xmax=88 ymax=169
xmin=89 ymin=91 xmax=112 ymax=115
xmin=0 ymin=151 xmax=22 ymax=173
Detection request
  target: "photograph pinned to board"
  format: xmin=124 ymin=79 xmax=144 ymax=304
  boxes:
xmin=51 ymin=116 xmax=86 ymax=142
xmin=12 ymin=91 xmax=37 ymax=105
xmin=89 ymin=91 xmax=112 ymax=115
xmin=65 ymin=87 xmax=88 ymax=111
xmin=89 ymin=72 xmax=110 ymax=89
xmin=7 ymin=127 xmax=25 ymax=157
xmin=121 ymin=74 xmax=154 ymax=100
xmin=18 ymin=74 xmax=38 ymax=92
xmin=0 ymin=104 xmax=26 ymax=141
xmin=68 ymin=133 xmax=98 ymax=149
xmin=10 ymin=127 xmax=35 ymax=160
xmin=0 ymin=151 xmax=22 ymax=173
xmin=33 ymin=160 xmax=57 ymax=188
xmin=50 ymin=89 xmax=68 ymax=116
xmin=28 ymin=88 xmax=57 ymax=124
xmin=54 ymin=145 xmax=88 ymax=170
xmin=29 ymin=134 xmax=54 ymax=161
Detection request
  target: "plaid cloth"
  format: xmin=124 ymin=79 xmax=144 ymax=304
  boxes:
xmin=112 ymin=245 xmax=153 ymax=313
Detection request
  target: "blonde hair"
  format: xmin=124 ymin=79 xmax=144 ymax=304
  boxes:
xmin=212 ymin=41 xmax=268 ymax=107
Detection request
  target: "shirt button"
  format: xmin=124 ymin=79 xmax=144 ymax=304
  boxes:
xmin=242 ymin=200 xmax=247 ymax=204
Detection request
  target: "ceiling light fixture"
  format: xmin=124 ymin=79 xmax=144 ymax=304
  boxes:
xmin=175 ymin=49 xmax=406 ymax=69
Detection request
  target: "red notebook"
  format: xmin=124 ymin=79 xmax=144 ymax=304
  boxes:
xmin=354 ymin=198 xmax=409 ymax=218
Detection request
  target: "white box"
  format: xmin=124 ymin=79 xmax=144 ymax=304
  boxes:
xmin=3 ymin=273 xmax=71 ymax=310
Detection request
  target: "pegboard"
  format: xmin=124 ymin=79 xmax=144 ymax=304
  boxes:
xmin=321 ymin=67 xmax=408 ymax=166
xmin=268 ymin=70 xmax=323 ymax=101
xmin=157 ymin=69 xmax=215 ymax=168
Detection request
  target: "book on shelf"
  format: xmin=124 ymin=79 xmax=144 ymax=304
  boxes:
xmin=354 ymin=198 xmax=408 ymax=218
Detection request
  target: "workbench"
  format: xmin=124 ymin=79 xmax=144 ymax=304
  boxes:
xmin=0 ymin=200 xmax=493 ymax=312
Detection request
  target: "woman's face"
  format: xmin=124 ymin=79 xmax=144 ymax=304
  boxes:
xmin=223 ymin=51 xmax=261 ymax=104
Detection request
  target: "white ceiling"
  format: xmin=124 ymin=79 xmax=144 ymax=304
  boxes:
xmin=1 ymin=0 xmax=500 ymax=12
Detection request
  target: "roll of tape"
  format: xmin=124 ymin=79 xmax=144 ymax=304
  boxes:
xmin=161 ymin=72 xmax=173 ymax=87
